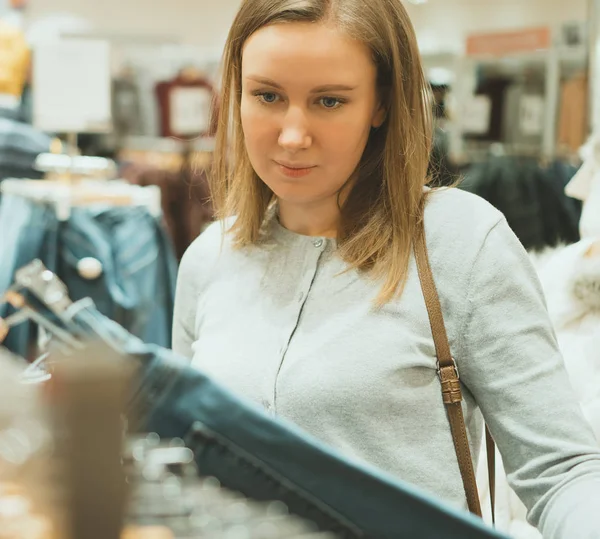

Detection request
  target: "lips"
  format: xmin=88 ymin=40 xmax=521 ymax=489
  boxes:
xmin=275 ymin=161 xmax=316 ymax=179
xmin=275 ymin=161 xmax=315 ymax=170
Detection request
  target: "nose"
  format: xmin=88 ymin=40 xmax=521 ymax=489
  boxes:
xmin=278 ymin=106 xmax=312 ymax=151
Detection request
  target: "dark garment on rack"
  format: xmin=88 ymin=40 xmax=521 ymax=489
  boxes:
xmin=502 ymin=82 xmax=545 ymax=149
xmin=0 ymin=117 xmax=50 ymax=180
xmin=0 ymin=196 xmax=178 ymax=357
xmin=121 ymin=162 xmax=214 ymax=259
xmin=112 ymin=77 xmax=143 ymax=138
xmin=57 ymin=205 xmax=178 ymax=347
xmin=464 ymin=78 xmax=512 ymax=142
xmin=459 ymin=156 xmax=582 ymax=251
xmin=67 ymin=304 xmax=507 ymax=539
xmin=428 ymin=126 xmax=460 ymax=187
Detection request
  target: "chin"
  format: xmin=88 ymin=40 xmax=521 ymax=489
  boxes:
xmin=272 ymin=189 xmax=322 ymax=206
xmin=260 ymin=170 xmax=342 ymax=206
xmin=263 ymin=178 xmax=314 ymax=202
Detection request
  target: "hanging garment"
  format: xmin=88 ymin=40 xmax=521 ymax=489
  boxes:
xmin=464 ymin=77 xmax=512 ymax=142
xmin=155 ymin=72 xmax=217 ymax=139
xmin=121 ymin=161 xmax=214 ymax=259
xmin=558 ymin=73 xmax=589 ymax=155
xmin=62 ymin=301 xmax=506 ymax=539
xmin=0 ymin=195 xmax=57 ymax=357
xmin=460 ymin=156 xmax=581 ymax=251
xmin=0 ymin=117 xmax=51 ymax=181
xmin=477 ymin=238 xmax=600 ymax=538
xmin=0 ymin=195 xmax=178 ymax=357
xmin=0 ymin=20 xmax=30 ymax=103
xmin=58 ymin=205 xmax=178 ymax=347
xmin=112 ymin=75 xmax=143 ymax=139
xmin=501 ymin=76 xmax=545 ymax=149
xmin=428 ymin=126 xmax=460 ymax=187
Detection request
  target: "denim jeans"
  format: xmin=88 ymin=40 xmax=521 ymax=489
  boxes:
xmin=0 ymin=117 xmax=51 ymax=180
xmin=68 ymin=304 xmax=507 ymax=539
xmin=0 ymin=197 xmax=177 ymax=357
xmin=0 ymin=195 xmax=60 ymax=355
xmin=58 ymin=206 xmax=177 ymax=347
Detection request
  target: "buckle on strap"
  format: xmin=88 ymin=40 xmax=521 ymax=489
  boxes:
xmin=436 ymin=357 xmax=459 ymax=380
xmin=437 ymin=358 xmax=462 ymax=405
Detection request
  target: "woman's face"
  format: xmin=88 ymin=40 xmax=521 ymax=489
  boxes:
xmin=240 ymin=22 xmax=385 ymax=208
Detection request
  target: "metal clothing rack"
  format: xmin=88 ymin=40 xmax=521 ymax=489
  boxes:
xmin=0 ymin=152 xmax=162 ymax=220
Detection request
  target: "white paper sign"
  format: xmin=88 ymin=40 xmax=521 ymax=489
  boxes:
xmin=461 ymin=95 xmax=492 ymax=135
xmin=519 ymin=95 xmax=545 ymax=136
xmin=33 ymin=39 xmax=112 ymax=133
xmin=462 ymin=95 xmax=492 ymax=135
xmin=169 ymin=87 xmax=211 ymax=135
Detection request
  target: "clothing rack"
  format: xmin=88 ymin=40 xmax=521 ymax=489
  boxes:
xmin=118 ymin=136 xmax=214 ymax=174
xmin=0 ymin=178 xmax=161 ymax=221
xmin=34 ymin=153 xmax=118 ymax=180
xmin=0 ymin=151 xmax=162 ymax=220
xmin=458 ymin=141 xmax=582 ymax=166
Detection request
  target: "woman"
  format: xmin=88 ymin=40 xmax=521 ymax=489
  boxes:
xmin=173 ymin=0 xmax=600 ymax=537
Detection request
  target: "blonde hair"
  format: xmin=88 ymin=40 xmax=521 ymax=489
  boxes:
xmin=210 ymin=0 xmax=434 ymax=304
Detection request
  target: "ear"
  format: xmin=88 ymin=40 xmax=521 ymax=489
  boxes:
xmin=372 ymin=102 xmax=387 ymax=129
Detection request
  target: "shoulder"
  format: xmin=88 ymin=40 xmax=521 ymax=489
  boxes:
xmin=424 ymin=187 xmax=504 ymax=237
xmin=182 ymin=217 xmax=237 ymax=263
xmin=423 ymin=187 xmax=506 ymax=261
xmin=178 ymin=217 xmax=237 ymax=289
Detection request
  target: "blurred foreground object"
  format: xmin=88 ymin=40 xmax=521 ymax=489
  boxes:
xmin=566 ymin=135 xmax=600 ymax=238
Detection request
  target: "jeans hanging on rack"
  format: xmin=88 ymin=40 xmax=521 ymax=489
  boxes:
xmin=67 ymin=303 xmax=507 ymax=539
xmin=58 ymin=206 xmax=177 ymax=347
xmin=0 ymin=196 xmax=177 ymax=357
xmin=0 ymin=195 xmax=60 ymax=356
xmin=0 ymin=117 xmax=50 ymax=182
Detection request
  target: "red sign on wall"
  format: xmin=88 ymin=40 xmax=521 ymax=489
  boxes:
xmin=466 ymin=27 xmax=552 ymax=57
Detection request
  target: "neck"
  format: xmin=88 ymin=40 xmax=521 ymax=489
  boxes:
xmin=277 ymin=198 xmax=340 ymax=238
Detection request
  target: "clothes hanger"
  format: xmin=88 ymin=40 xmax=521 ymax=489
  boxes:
xmin=0 ymin=178 xmax=162 ymax=220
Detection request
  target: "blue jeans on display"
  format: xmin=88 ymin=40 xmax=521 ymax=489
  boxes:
xmin=69 ymin=304 xmax=507 ymax=539
xmin=0 ymin=197 xmax=177 ymax=357
xmin=58 ymin=206 xmax=177 ymax=347
xmin=0 ymin=117 xmax=51 ymax=181
xmin=0 ymin=195 xmax=60 ymax=355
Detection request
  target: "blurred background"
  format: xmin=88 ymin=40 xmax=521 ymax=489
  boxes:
xmin=0 ymin=0 xmax=598 ymax=254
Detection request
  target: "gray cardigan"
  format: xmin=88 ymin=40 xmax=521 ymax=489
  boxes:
xmin=173 ymin=188 xmax=600 ymax=538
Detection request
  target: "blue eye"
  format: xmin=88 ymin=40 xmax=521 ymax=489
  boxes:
xmin=320 ymin=97 xmax=343 ymax=109
xmin=257 ymin=92 xmax=278 ymax=104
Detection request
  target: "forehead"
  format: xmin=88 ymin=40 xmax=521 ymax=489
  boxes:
xmin=241 ymin=22 xmax=375 ymax=84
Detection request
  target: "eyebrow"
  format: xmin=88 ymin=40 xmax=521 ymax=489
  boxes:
xmin=246 ymin=76 xmax=357 ymax=93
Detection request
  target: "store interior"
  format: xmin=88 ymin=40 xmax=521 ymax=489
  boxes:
xmin=1 ymin=0 xmax=599 ymax=537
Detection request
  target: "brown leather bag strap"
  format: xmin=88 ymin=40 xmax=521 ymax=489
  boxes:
xmin=413 ymin=215 xmax=496 ymax=522
xmin=486 ymin=427 xmax=496 ymax=523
